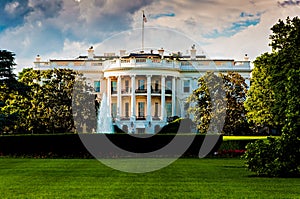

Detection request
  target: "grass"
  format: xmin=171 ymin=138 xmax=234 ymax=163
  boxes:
xmin=0 ymin=158 xmax=299 ymax=198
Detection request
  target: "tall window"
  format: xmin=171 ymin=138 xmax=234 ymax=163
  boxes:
xmin=111 ymin=81 xmax=117 ymax=93
xmin=154 ymin=102 xmax=159 ymax=117
xmin=166 ymin=102 xmax=172 ymax=117
xmin=155 ymin=80 xmax=159 ymax=91
xmin=94 ymin=81 xmax=100 ymax=92
xmin=166 ymin=80 xmax=172 ymax=90
xmin=183 ymin=80 xmax=190 ymax=93
xmin=138 ymin=79 xmax=145 ymax=90
xmin=125 ymin=80 xmax=129 ymax=93
xmin=111 ymin=103 xmax=117 ymax=118
xmin=125 ymin=102 xmax=129 ymax=117
xmin=138 ymin=102 xmax=145 ymax=117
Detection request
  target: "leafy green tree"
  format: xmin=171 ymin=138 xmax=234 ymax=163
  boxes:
xmin=0 ymin=50 xmax=18 ymax=133
xmin=4 ymin=68 xmax=78 ymax=133
xmin=187 ymin=71 xmax=248 ymax=135
xmin=244 ymin=53 xmax=277 ymax=132
xmin=244 ymin=17 xmax=300 ymax=177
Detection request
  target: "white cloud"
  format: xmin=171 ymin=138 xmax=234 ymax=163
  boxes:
xmin=1 ymin=0 xmax=299 ymax=73
xmin=4 ymin=1 xmax=20 ymax=14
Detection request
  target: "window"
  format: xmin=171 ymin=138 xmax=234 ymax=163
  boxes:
xmin=166 ymin=80 xmax=172 ymax=90
xmin=94 ymin=81 xmax=100 ymax=92
xmin=125 ymin=80 xmax=129 ymax=93
xmin=183 ymin=80 xmax=190 ymax=93
xmin=166 ymin=102 xmax=172 ymax=117
xmin=154 ymin=102 xmax=159 ymax=117
xmin=138 ymin=79 xmax=145 ymax=90
xmin=155 ymin=80 xmax=159 ymax=91
xmin=125 ymin=102 xmax=129 ymax=117
xmin=111 ymin=81 xmax=117 ymax=93
xmin=138 ymin=102 xmax=145 ymax=117
xmin=111 ymin=103 xmax=117 ymax=118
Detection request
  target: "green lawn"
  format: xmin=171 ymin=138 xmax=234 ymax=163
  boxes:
xmin=0 ymin=158 xmax=299 ymax=198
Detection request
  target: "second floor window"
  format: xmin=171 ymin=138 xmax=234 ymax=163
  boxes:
xmin=111 ymin=81 xmax=117 ymax=93
xmin=125 ymin=80 xmax=129 ymax=92
xmin=183 ymin=80 xmax=190 ymax=93
xmin=138 ymin=79 xmax=145 ymax=90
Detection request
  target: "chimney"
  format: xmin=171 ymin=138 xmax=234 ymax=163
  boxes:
xmin=190 ymin=44 xmax=196 ymax=60
xmin=35 ymin=55 xmax=41 ymax=62
xmin=88 ymin=46 xmax=94 ymax=60
xmin=158 ymin=48 xmax=164 ymax=58
xmin=244 ymin=54 xmax=249 ymax=61
xmin=120 ymin=50 xmax=126 ymax=57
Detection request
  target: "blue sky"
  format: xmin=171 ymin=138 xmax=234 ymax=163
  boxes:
xmin=0 ymin=0 xmax=299 ymax=71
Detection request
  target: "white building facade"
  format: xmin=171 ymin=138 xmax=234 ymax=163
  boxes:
xmin=34 ymin=47 xmax=251 ymax=134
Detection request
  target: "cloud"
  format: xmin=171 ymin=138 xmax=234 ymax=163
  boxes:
xmin=0 ymin=0 xmax=32 ymax=30
xmin=1 ymin=0 xmax=300 ymax=71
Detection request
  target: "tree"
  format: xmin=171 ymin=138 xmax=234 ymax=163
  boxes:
xmin=244 ymin=53 xmax=277 ymax=133
xmin=4 ymin=68 xmax=78 ymax=134
xmin=244 ymin=17 xmax=300 ymax=177
xmin=187 ymin=71 xmax=248 ymax=135
xmin=0 ymin=50 xmax=16 ymax=86
xmin=0 ymin=50 xmax=18 ymax=133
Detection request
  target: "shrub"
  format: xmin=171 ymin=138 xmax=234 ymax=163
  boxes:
xmin=243 ymin=136 xmax=300 ymax=177
xmin=157 ymin=118 xmax=196 ymax=134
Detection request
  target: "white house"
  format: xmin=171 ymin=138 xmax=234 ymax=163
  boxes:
xmin=34 ymin=46 xmax=251 ymax=134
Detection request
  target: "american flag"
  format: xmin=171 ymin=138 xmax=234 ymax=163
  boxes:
xmin=143 ymin=12 xmax=147 ymax=23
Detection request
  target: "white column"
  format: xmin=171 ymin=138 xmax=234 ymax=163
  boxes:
xmin=117 ymin=75 xmax=121 ymax=118
xmin=161 ymin=75 xmax=166 ymax=121
xmin=172 ymin=77 xmax=176 ymax=116
xmin=130 ymin=75 xmax=136 ymax=119
xmin=107 ymin=77 xmax=111 ymax=116
xmin=147 ymin=75 xmax=152 ymax=121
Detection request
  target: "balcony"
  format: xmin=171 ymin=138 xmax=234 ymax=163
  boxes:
xmin=136 ymin=116 xmax=146 ymax=120
xmin=135 ymin=89 xmax=147 ymax=93
xmin=165 ymin=90 xmax=172 ymax=94
xmin=151 ymin=89 xmax=161 ymax=94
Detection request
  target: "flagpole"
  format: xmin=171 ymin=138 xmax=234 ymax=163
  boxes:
xmin=142 ymin=10 xmax=144 ymax=52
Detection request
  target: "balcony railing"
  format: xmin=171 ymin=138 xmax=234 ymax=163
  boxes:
xmin=135 ymin=89 xmax=147 ymax=93
xmin=165 ymin=90 xmax=172 ymax=94
xmin=136 ymin=116 xmax=146 ymax=120
xmin=151 ymin=89 xmax=161 ymax=94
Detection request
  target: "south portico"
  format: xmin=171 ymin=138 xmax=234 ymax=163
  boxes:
xmin=103 ymin=69 xmax=180 ymax=134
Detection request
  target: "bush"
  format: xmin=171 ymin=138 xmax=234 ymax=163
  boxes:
xmin=243 ymin=136 xmax=300 ymax=177
xmin=157 ymin=118 xmax=196 ymax=134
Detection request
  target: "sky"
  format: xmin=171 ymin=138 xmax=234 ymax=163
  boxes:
xmin=0 ymin=0 xmax=299 ymax=72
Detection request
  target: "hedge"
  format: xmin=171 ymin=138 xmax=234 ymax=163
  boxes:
xmin=0 ymin=134 xmax=222 ymax=158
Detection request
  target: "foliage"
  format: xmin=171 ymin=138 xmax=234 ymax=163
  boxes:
xmin=243 ymin=137 xmax=300 ymax=177
xmin=0 ymin=50 xmax=19 ymax=133
xmin=244 ymin=53 xmax=277 ymax=131
xmin=187 ymin=72 xmax=248 ymax=135
xmin=157 ymin=118 xmax=196 ymax=134
xmin=2 ymin=68 xmax=79 ymax=134
xmin=0 ymin=50 xmax=17 ymax=87
xmin=244 ymin=17 xmax=300 ymax=177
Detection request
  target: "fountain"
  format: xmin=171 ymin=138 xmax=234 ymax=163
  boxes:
xmin=96 ymin=93 xmax=114 ymax=133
